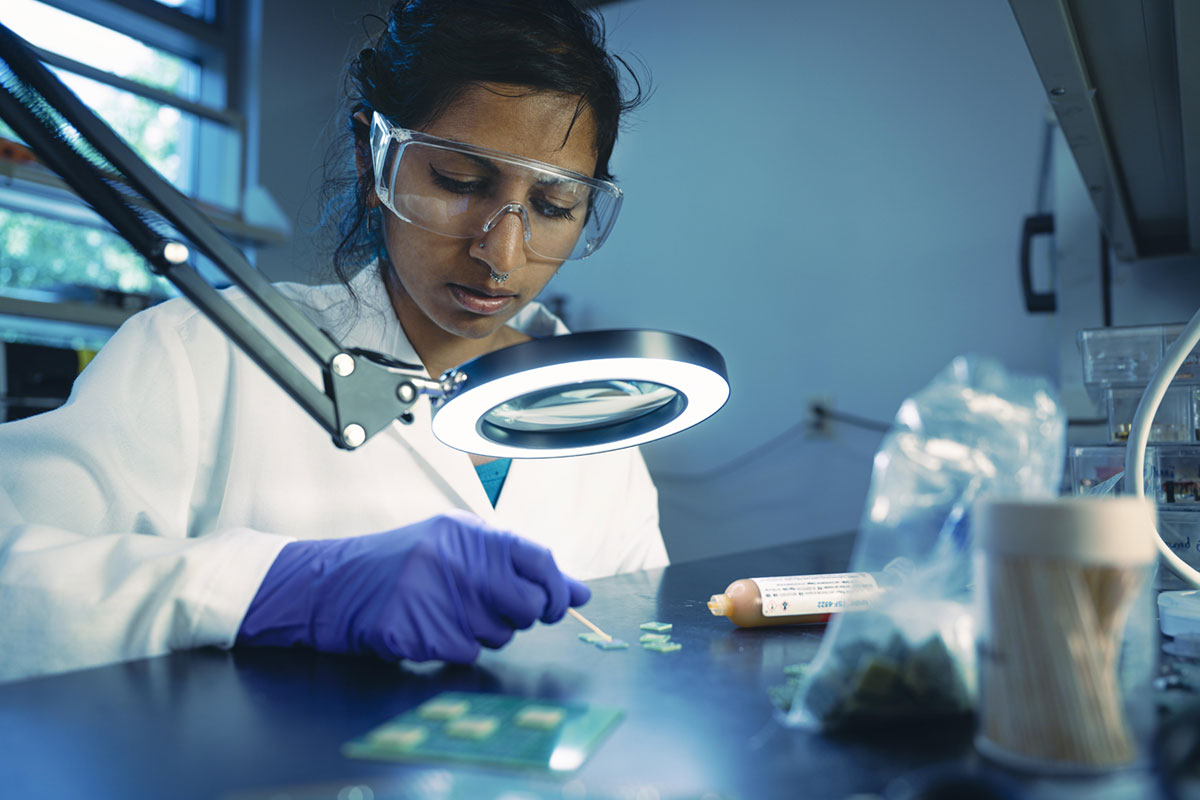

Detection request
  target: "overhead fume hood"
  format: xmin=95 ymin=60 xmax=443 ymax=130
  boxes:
xmin=1008 ymin=0 xmax=1199 ymax=262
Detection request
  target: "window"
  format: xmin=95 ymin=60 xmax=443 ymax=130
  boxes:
xmin=0 ymin=0 xmax=285 ymax=418
xmin=0 ymin=0 xmax=277 ymax=321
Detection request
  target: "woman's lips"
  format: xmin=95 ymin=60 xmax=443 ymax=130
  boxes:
xmin=449 ymin=284 xmax=515 ymax=315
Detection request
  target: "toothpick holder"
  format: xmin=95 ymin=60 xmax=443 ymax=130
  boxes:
xmin=974 ymin=497 xmax=1158 ymax=774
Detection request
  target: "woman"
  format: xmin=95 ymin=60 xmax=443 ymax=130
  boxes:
xmin=0 ymin=0 xmax=664 ymax=682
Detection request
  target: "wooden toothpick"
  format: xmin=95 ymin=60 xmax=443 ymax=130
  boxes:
xmin=568 ymin=607 xmax=612 ymax=641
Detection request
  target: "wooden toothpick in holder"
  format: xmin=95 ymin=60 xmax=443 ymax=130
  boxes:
xmin=974 ymin=497 xmax=1158 ymax=774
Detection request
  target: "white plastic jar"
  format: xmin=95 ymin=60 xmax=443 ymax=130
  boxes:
xmin=974 ymin=496 xmax=1158 ymax=773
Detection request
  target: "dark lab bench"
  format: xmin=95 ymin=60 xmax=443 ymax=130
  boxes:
xmin=0 ymin=533 xmax=1192 ymax=800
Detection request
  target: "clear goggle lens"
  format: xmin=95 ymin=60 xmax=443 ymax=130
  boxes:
xmin=370 ymin=112 xmax=622 ymax=262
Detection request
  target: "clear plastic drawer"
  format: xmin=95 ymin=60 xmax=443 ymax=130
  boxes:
xmin=1079 ymin=323 xmax=1199 ymax=387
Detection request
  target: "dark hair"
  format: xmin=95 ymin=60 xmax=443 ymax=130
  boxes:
xmin=322 ymin=0 xmax=647 ymax=289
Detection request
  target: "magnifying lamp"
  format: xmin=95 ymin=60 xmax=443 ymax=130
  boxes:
xmin=0 ymin=23 xmax=729 ymax=456
xmin=432 ymin=329 xmax=728 ymax=457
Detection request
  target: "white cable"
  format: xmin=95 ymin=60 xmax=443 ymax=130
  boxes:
xmin=1123 ymin=304 xmax=1200 ymax=588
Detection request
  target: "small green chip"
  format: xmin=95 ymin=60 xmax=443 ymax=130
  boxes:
xmin=643 ymin=640 xmax=682 ymax=653
xmin=639 ymin=633 xmax=671 ymax=643
xmin=417 ymin=697 xmax=470 ymax=720
xmin=445 ymin=715 xmax=500 ymax=740
xmin=639 ymin=621 xmax=672 ymax=633
xmin=578 ymin=632 xmax=608 ymax=644
xmin=595 ymin=639 xmax=629 ymax=650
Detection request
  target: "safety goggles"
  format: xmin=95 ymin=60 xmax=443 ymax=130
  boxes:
xmin=369 ymin=112 xmax=622 ymax=262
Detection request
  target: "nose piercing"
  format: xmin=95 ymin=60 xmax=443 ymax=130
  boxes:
xmin=474 ymin=240 xmax=509 ymax=281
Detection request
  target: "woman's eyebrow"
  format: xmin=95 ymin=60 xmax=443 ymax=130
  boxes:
xmin=448 ymin=146 xmax=584 ymax=186
xmin=535 ymin=175 xmax=584 ymax=191
xmin=465 ymin=147 xmax=582 ymax=180
xmin=459 ymin=151 xmax=500 ymax=174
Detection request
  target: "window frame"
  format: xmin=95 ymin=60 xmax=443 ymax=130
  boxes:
xmin=0 ymin=0 xmax=284 ymax=333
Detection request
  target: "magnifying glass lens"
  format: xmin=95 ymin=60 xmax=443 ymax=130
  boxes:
xmin=431 ymin=329 xmax=728 ymax=457
xmin=482 ymin=380 xmax=678 ymax=433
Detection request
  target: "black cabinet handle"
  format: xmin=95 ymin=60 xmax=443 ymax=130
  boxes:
xmin=1020 ymin=213 xmax=1056 ymax=313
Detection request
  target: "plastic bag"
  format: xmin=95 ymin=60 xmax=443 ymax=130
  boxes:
xmin=781 ymin=355 xmax=1066 ymax=729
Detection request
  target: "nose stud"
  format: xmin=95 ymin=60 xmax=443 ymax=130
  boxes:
xmin=474 ymin=241 xmax=509 ymax=282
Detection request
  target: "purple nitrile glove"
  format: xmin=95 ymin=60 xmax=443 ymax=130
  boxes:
xmin=236 ymin=509 xmax=590 ymax=663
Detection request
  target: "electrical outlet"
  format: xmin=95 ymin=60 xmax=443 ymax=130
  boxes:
xmin=806 ymin=395 xmax=835 ymax=438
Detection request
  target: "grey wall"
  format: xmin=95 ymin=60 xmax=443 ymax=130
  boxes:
xmin=254 ymin=0 xmax=385 ymax=283
xmin=251 ymin=0 xmax=1088 ymax=564
xmin=554 ymin=0 xmax=1057 ymax=562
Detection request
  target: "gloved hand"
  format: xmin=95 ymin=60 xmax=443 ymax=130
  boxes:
xmin=236 ymin=509 xmax=590 ymax=663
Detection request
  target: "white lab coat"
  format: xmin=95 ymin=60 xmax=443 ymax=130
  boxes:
xmin=0 ymin=265 xmax=666 ymax=682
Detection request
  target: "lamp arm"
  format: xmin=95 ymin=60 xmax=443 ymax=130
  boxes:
xmin=153 ymin=245 xmax=448 ymax=450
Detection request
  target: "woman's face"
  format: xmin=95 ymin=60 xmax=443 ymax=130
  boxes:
xmin=379 ymin=84 xmax=599 ymax=345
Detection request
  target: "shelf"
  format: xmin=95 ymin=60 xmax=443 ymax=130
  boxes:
xmin=0 ymin=153 xmax=289 ymax=246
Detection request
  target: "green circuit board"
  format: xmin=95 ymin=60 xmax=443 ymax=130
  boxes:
xmin=342 ymin=691 xmax=623 ymax=773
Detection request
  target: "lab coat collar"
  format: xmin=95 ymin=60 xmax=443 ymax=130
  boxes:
xmin=329 ymin=263 xmax=568 ymax=519
xmin=333 ymin=263 xmax=568 ymax=370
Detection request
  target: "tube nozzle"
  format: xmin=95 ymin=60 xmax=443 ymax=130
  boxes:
xmin=708 ymin=593 xmax=733 ymax=617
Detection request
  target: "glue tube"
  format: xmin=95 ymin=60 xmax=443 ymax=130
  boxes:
xmin=708 ymin=569 xmax=897 ymax=628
